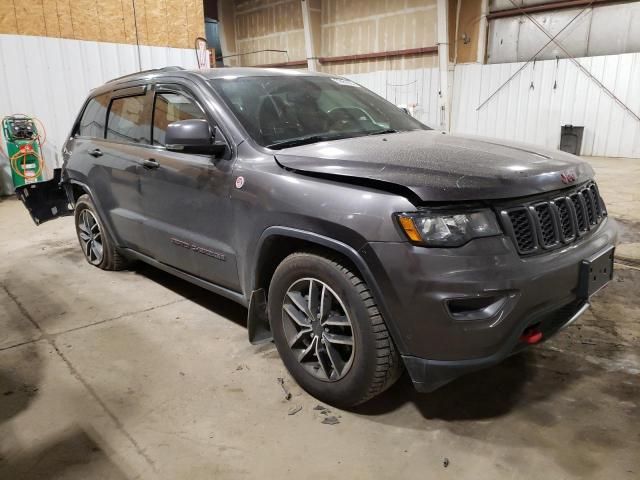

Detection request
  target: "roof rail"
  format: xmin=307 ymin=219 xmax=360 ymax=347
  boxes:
xmin=106 ymin=66 xmax=186 ymax=84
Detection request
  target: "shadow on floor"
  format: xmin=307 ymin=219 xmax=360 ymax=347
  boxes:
xmin=0 ymin=426 xmax=132 ymax=480
xmin=131 ymin=262 xmax=247 ymax=328
xmin=0 ymin=369 xmax=39 ymax=426
xmin=0 ymin=285 xmax=139 ymax=479
xmin=353 ymin=351 xmax=538 ymax=421
xmin=1 ymin=354 xmax=130 ymax=479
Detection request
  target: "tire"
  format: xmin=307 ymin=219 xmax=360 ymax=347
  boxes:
xmin=268 ymin=252 xmax=402 ymax=407
xmin=74 ymin=194 xmax=127 ymax=271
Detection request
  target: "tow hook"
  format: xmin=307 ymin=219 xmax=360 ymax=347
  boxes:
xmin=520 ymin=326 xmax=543 ymax=345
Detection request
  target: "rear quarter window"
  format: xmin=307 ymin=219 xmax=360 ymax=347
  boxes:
xmin=78 ymin=93 xmax=109 ymax=138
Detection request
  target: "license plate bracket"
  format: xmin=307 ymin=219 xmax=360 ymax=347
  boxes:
xmin=578 ymin=247 xmax=614 ymax=299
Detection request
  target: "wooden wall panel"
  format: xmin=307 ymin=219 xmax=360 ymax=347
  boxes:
xmin=69 ymin=0 xmax=102 ymax=42
xmin=121 ymin=0 xmax=138 ymax=44
xmin=0 ymin=1 xmax=19 ymax=34
xmin=144 ymin=0 xmax=169 ymax=46
xmin=55 ymin=0 xmax=75 ymax=39
xmin=448 ymin=0 xmax=458 ymax=62
xmin=132 ymin=0 xmax=150 ymax=46
xmin=455 ymin=0 xmax=481 ymax=63
xmin=42 ymin=0 xmax=61 ymax=37
xmin=186 ymin=0 xmax=206 ymax=48
xmin=167 ymin=0 xmax=189 ymax=48
xmin=14 ymin=0 xmax=47 ymax=36
xmin=99 ymin=0 xmax=127 ymax=44
xmin=1 ymin=0 xmax=204 ymax=49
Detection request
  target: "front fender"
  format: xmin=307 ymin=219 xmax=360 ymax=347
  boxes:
xmin=247 ymin=226 xmax=408 ymax=353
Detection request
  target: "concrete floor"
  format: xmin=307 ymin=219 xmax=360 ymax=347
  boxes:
xmin=1 ymin=157 xmax=639 ymax=480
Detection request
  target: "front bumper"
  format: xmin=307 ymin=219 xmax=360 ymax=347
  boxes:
xmin=361 ymin=217 xmax=617 ymax=391
xmin=404 ymin=301 xmax=591 ymax=392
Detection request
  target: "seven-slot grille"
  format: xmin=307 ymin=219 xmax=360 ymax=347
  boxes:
xmin=500 ymin=181 xmax=607 ymax=256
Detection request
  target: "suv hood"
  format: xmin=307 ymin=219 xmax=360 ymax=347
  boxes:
xmin=274 ymin=130 xmax=594 ymax=202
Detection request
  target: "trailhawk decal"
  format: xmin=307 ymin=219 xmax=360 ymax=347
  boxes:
xmin=170 ymin=238 xmax=226 ymax=261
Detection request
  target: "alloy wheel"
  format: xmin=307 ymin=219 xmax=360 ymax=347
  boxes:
xmin=77 ymin=209 xmax=104 ymax=265
xmin=282 ymin=277 xmax=355 ymax=381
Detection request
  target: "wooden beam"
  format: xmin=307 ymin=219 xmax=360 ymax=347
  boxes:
xmin=255 ymin=60 xmax=308 ymax=68
xmin=317 ymin=46 xmax=438 ymax=64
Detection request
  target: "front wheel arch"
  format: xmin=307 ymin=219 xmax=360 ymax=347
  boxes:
xmin=247 ymin=227 xmax=407 ymax=355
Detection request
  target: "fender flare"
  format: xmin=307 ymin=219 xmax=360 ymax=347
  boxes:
xmin=247 ymin=226 xmax=406 ymax=353
xmin=67 ymin=179 xmax=124 ymax=247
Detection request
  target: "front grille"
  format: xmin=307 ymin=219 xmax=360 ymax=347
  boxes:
xmin=534 ymin=203 xmax=558 ymax=247
xmin=555 ymin=198 xmax=575 ymax=241
xmin=507 ymin=208 xmax=536 ymax=253
xmin=500 ymin=181 xmax=606 ymax=256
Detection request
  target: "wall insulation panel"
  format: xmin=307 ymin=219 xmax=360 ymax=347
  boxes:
xmin=232 ymin=0 xmax=305 ymax=66
xmin=451 ymin=52 xmax=640 ymax=158
xmin=320 ymin=0 xmax=438 ymax=74
xmin=0 ymin=34 xmax=199 ymax=167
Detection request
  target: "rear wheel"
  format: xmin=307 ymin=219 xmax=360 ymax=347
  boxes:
xmin=268 ymin=252 xmax=402 ymax=407
xmin=74 ymin=194 xmax=127 ymax=270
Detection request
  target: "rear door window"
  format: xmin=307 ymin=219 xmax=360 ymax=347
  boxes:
xmin=152 ymin=92 xmax=206 ymax=146
xmin=78 ymin=93 xmax=109 ymax=138
xmin=106 ymin=95 xmax=150 ymax=144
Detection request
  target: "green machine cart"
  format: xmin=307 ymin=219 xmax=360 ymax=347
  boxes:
xmin=1 ymin=115 xmax=45 ymax=188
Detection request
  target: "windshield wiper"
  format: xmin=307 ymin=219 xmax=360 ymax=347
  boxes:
xmin=367 ymin=128 xmax=398 ymax=136
xmin=267 ymin=135 xmax=326 ymax=150
xmin=267 ymin=134 xmax=351 ymax=150
xmin=266 ymin=129 xmax=397 ymax=150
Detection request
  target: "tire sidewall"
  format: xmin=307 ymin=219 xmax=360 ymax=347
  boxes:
xmin=74 ymin=195 xmax=113 ymax=269
xmin=268 ymin=254 xmax=379 ymax=407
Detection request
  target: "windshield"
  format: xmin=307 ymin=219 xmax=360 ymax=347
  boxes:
xmin=209 ymin=75 xmax=429 ymax=149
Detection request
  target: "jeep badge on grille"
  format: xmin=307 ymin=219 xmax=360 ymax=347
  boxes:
xmin=560 ymin=170 xmax=577 ymax=184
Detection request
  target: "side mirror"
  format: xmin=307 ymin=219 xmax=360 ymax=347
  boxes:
xmin=165 ymin=119 xmax=227 ymax=156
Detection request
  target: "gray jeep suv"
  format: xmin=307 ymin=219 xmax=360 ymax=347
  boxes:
xmin=17 ymin=67 xmax=617 ymax=407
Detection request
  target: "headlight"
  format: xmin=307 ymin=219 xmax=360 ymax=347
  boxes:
xmin=397 ymin=210 xmax=501 ymax=247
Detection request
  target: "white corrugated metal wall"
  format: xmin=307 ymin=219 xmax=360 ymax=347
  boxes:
xmin=2 ymin=32 xmax=639 ymax=176
xmin=0 ymin=34 xmax=199 ymax=173
xmin=487 ymin=2 xmax=640 ymax=64
xmin=345 ymin=68 xmax=441 ymax=128
xmin=451 ymin=52 xmax=640 ymax=158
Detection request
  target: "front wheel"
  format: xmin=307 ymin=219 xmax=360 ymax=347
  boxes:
xmin=268 ymin=252 xmax=402 ymax=407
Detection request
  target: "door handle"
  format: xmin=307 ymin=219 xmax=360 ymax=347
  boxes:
xmin=88 ymin=148 xmax=103 ymax=158
xmin=143 ymin=158 xmax=160 ymax=169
